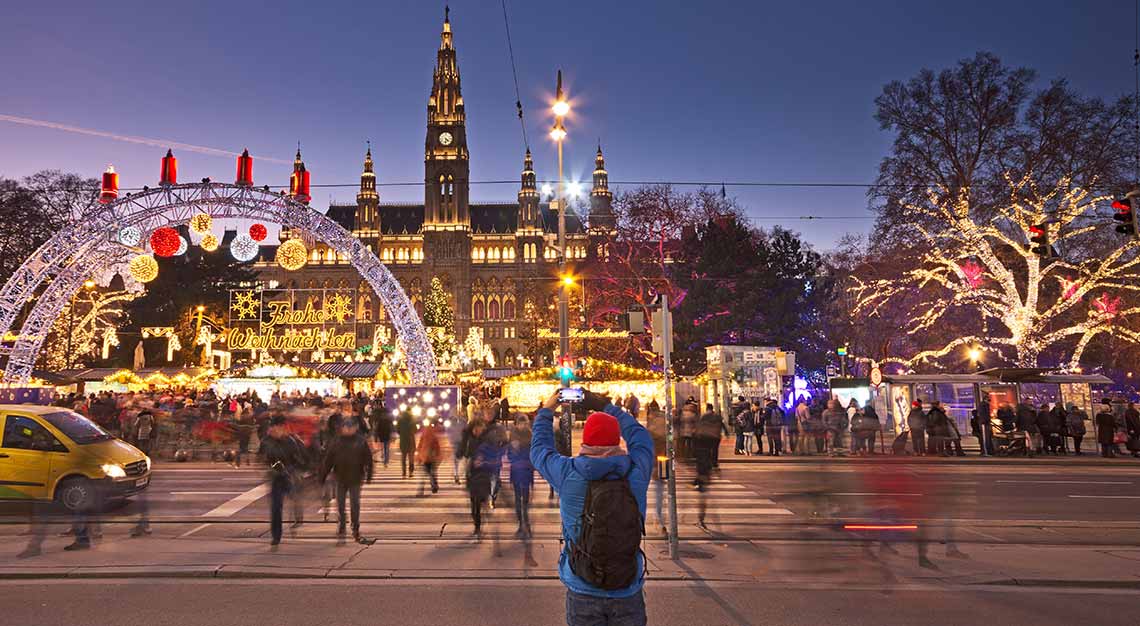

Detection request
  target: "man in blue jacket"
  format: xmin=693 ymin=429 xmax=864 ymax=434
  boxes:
xmin=532 ymin=389 xmax=653 ymax=626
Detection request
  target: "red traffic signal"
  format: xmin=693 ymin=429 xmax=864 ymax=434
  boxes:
xmin=1113 ymin=197 xmax=1137 ymax=236
xmin=1028 ymin=223 xmax=1051 ymax=258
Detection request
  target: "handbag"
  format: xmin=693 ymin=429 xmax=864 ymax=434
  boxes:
xmin=1113 ymin=431 xmax=1128 ymax=445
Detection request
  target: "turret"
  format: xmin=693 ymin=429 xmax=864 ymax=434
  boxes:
xmin=518 ymin=149 xmax=539 ymax=231
xmin=589 ymin=144 xmax=614 ymax=231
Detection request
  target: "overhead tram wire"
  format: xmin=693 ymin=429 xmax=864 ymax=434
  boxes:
xmin=500 ymin=0 xmax=528 ymax=151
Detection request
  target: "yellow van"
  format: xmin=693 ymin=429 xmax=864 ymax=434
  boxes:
xmin=0 ymin=404 xmax=151 ymax=510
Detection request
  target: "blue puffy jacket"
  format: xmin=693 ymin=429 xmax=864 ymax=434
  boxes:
xmin=531 ymin=404 xmax=653 ymax=598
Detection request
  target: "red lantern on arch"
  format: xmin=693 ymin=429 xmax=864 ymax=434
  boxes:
xmin=249 ymin=223 xmax=268 ymax=242
xmin=150 ymin=227 xmax=182 ymax=257
xmin=160 ymin=149 xmax=178 ymax=185
xmin=235 ymin=148 xmax=253 ymax=186
xmin=99 ymin=165 xmax=119 ymax=204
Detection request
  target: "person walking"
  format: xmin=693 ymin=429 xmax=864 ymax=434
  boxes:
xmin=646 ymin=408 xmax=668 ymax=532
xmin=531 ymin=389 xmax=652 ymax=626
xmin=861 ymin=401 xmax=881 ymax=454
xmin=416 ymin=422 xmax=442 ymax=496
xmin=466 ymin=421 xmax=502 ymax=537
xmin=448 ymin=411 xmax=468 ymax=484
xmin=319 ymin=418 xmax=374 ymax=544
xmin=693 ymin=406 xmax=723 ymax=525
xmin=625 ymin=393 xmax=641 ymax=421
xmin=1096 ymin=400 xmax=1118 ymax=458
xmin=397 ymin=410 xmax=416 ymax=478
xmin=679 ymin=403 xmax=697 ymax=461
xmin=371 ymin=401 xmax=393 ymax=468
xmin=261 ymin=415 xmax=307 ymax=547
xmin=508 ymin=416 xmax=535 ymax=538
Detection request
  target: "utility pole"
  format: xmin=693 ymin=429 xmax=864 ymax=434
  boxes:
xmin=551 ymin=70 xmax=572 ymax=448
xmin=656 ymin=294 xmax=679 ymax=560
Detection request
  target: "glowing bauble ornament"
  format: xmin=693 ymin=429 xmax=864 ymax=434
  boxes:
xmin=128 ymin=254 xmax=159 ymax=283
xmin=249 ymin=223 xmax=268 ymax=242
xmin=174 ymin=236 xmax=188 ymax=256
xmin=200 ymin=234 xmax=220 ymax=252
xmin=118 ymin=226 xmax=142 ymax=247
xmin=150 ymin=227 xmax=182 ymax=257
xmin=230 ymin=234 xmax=259 ymax=262
xmin=189 ymin=213 xmax=212 ymax=234
xmin=275 ymin=239 xmax=308 ymax=271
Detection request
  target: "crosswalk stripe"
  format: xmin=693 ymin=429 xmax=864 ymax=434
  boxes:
xmin=317 ymin=507 xmax=795 ymax=515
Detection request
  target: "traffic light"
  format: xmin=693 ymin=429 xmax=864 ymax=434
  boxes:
xmin=1113 ymin=196 xmax=1137 ymax=236
xmin=557 ymin=357 xmax=576 ymax=384
xmin=1029 ymin=223 xmax=1051 ymax=258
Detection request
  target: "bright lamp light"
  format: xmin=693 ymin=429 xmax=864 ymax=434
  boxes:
xmin=552 ymin=100 xmax=570 ymax=117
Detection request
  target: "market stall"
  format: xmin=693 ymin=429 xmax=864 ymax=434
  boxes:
xmin=213 ymin=364 xmax=341 ymax=398
xmin=500 ymin=358 xmax=665 ymax=411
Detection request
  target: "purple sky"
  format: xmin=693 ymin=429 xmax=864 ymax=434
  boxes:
xmin=0 ymin=0 xmax=1131 ymax=250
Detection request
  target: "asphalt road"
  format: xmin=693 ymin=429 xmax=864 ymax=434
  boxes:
xmin=2 ymin=579 xmax=1137 ymax=626
xmin=3 ymin=456 xmax=1139 ymax=543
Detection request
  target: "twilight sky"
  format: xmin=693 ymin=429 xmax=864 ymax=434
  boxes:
xmin=0 ymin=0 xmax=1131 ymax=250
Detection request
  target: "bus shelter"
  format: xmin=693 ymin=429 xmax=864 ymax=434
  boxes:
xmin=872 ymin=368 xmax=1112 ymax=437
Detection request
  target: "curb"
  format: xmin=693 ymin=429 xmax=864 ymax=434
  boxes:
xmin=1 ymin=568 xmax=1137 ymax=590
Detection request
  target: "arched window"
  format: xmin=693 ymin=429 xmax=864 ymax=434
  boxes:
xmin=504 ymin=348 xmax=515 ymax=365
xmin=489 ymin=298 xmax=500 ymax=320
xmin=473 ymin=299 xmax=485 ymax=320
xmin=359 ymin=295 xmax=373 ymax=321
xmin=503 ymin=298 xmax=516 ymax=320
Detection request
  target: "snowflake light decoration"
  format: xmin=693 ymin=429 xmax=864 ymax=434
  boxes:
xmin=230 ymin=234 xmax=259 ymax=262
xmin=230 ymin=290 xmax=259 ymax=320
xmin=118 ymin=226 xmax=142 ymax=247
xmin=323 ymin=293 xmax=354 ymax=323
xmin=200 ymin=233 xmax=220 ymax=252
xmin=188 ymin=213 xmax=213 ymax=234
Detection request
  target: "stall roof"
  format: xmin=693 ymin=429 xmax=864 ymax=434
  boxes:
xmin=882 ymin=369 xmax=1111 ymax=385
xmin=58 ymin=367 xmax=214 ymax=382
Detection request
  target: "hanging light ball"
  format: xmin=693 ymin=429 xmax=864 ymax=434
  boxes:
xmin=188 ymin=213 xmax=213 ymax=234
xmin=249 ymin=223 xmax=268 ymax=242
xmin=150 ymin=227 xmax=182 ymax=257
xmin=128 ymin=254 xmax=159 ymax=283
xmin=118 ymin=226 xmax=142 ymax=247
xmin=174 ymin=236 xmax=188 ymax=256
xmin=200 ymin=233 xmax=220 ymax=252
xmin=230 ymin=234 xmax=259 ymax=262
xmin=275 ymin=238 xmax=308 ymax=271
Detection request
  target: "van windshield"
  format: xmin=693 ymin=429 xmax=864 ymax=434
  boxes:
xmin=41 ymin=410 xmax=112 ymax=445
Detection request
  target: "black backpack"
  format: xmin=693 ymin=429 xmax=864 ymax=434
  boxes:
xmin=568 ymin=462 xmax=644 ymax=590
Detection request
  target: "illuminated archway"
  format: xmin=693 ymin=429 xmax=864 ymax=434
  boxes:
xmin=0 ymin=182 xmax=437 ymax=384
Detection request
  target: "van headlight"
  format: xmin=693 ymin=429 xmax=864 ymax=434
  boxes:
xmin=145 ymin=456 xmax=152 ymax=472
xmin=101 ymin=463 xmax=127 ymax=478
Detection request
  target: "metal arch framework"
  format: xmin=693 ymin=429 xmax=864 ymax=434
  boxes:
xmin=0 ymin=182 xmax=438 ymax=384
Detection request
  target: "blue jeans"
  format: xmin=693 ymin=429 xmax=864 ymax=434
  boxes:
xmin=566 ymin=589 xmax=646 ymax=626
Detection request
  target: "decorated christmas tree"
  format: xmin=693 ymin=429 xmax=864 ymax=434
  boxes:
xmin=423 ymin=276 xmax=457 ymax=366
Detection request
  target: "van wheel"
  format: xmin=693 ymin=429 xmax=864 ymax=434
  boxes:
xmin=55 ymin=478 xmax=98 ymax=512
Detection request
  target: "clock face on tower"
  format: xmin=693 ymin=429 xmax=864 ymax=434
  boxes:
xmin=438 ymin=131 xmax=453 ymax=146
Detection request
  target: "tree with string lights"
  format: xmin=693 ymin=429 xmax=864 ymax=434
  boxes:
xmin=847 ymin=52 xmax=1137 ymax=370
xmin=422 ymin=276 xmax=457 ymax=366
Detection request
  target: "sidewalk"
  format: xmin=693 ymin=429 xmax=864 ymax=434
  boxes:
xmin=3 ymin=532 xmax=1139 ymax=589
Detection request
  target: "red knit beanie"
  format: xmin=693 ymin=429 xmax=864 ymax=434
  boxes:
xmin=582 ymin=411 xmax=620 ymax=446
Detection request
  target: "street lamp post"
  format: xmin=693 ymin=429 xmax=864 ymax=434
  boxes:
xmin=551 ymin=70 xmax=572 ymax=448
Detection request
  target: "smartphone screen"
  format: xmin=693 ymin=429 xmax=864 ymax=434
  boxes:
xmin=558 ymin=387 xmax=585 ymax=403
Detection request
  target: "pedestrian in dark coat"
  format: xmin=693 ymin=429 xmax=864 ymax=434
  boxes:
xmin=319 ymin=419 xmax=374 ymax=543
xmin=1125 ymin=402 xmax=1140 ymax=458
xmin=907 ymin=401 xmax=927 ymax=456
xmin=397 ymin=411 xmax=416 ymax=478
xmin=262 ymin=415 xmax=307 ymax=546
xmin=1095 ymin=400 xmax=1118 ymax=458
